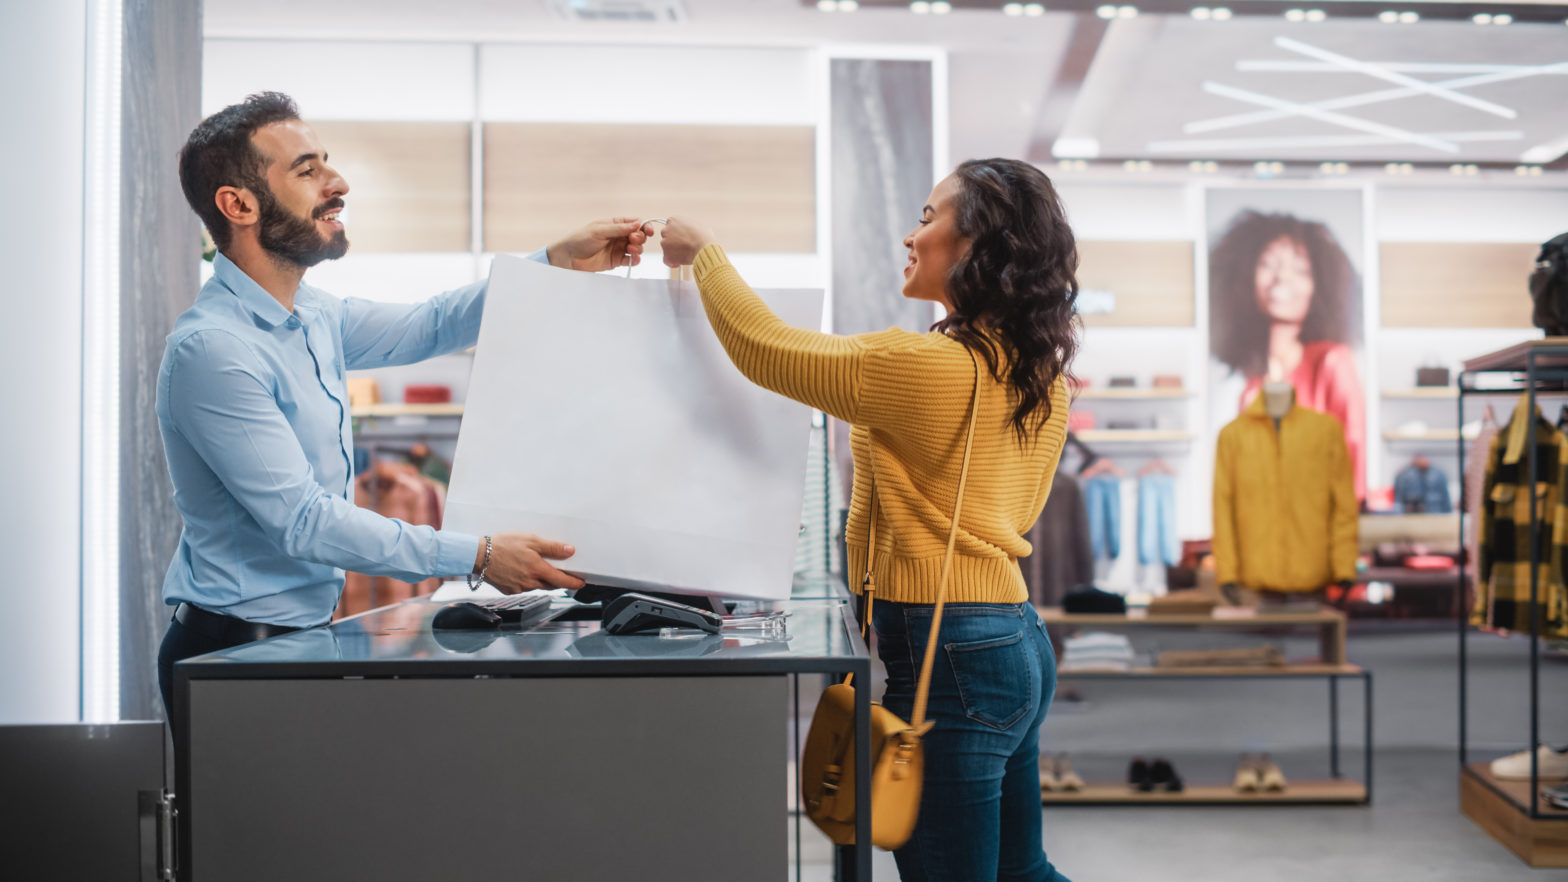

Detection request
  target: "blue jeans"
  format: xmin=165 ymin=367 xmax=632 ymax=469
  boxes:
xmin=873 ymin=599 xmax=1070 ymax=882
xmin=1084 ymin=473 xmax=1121 ymax=561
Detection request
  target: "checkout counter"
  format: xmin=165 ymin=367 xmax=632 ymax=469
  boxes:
xmin=172 ymin=587 xmax=874 ymax=881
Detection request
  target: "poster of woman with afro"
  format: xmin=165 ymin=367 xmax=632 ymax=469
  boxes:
xmin=1207 ymin=188 xmax=1368 ymax=500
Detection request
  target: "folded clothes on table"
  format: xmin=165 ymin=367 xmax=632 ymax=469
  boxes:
xmin=1061 ymin=631 xmax=1135 ymax=672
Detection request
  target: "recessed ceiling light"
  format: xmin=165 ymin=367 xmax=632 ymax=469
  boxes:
xmin=1493 ymin=13 xmax=1512 ymax=25
xmin=1399 ymin=11 xmax=1418 ymax=23
xmin=1096 ymin=4 xmax=1117 ymax=18
xmin=1191 ymin=6 xmax=1211 ymax=19
xmin=1472 ymin=12 xmax=1492 ymax=24
xmin=1003 ymin=2 xmax=1024 ymax=14
xmin=817 ymin=0 xmax=838 ymax=11
xmin=840 ymin=0 xmax=859 ymax=10
xmin=931 ymin=0 xmax=952 ymax=13
xmin=1285 ymin=9 xmax=1305 ymax=22
xmin=910 ymin=1 xmax=931 ymax=13
xmin=1024 ymin=2 xmax=1045 ymax=14
xmin=1212 ymin=7 xmax=1232 ymax=20
xmin=1378 ymin=11 xmax=1399 ymax=24
xmin=1117 ymin=5 xmax=1139 ymax=18
xmin=1306 ymin=9 xmax=1326 ymax=22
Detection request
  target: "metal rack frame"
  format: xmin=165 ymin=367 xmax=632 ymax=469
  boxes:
xmin=1457 ymin=341 xmax=1568 ymax=824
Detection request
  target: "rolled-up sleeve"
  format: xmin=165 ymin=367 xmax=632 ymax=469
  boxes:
xmin=165 ymin=330 xmax=478 ymax=582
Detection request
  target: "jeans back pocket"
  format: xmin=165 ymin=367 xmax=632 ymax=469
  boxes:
xmin=945 ymin=631 xmax=1035 ymax=730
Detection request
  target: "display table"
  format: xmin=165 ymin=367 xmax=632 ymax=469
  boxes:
xmin=173 ymin=595 xmax=872 ymax=882
xmin=1037 ymin=605 xmax=1372 ymax=806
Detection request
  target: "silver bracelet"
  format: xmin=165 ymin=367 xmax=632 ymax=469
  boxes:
xmin=468 ymin=535 xmax=492 ymax=590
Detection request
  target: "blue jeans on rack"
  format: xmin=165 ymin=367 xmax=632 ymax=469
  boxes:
xmin=1084 ymin=473 xmax=1121 ymax=561
xmin=1137 ymin=473 xmax=1180 ymax=567
xmin=873 ymin=599 xmax=1071 ymax=882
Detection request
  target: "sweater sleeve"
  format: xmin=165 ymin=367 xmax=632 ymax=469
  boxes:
xmin=1327 ymin=422 xmax=1359 ymax=583
xmin=692 ymin=243 xmax=871 ymax=424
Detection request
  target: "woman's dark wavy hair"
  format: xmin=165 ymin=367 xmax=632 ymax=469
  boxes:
xmin=1209 ymin=210 xmax=1361 ymax=378
xmin=933 ymin=158 xmax=1081 ymax=442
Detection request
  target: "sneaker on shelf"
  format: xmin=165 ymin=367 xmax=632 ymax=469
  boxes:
xmin=1544 ymin=783 xmax=1568 ymax=810
xmin=1491 ymin=745 xmax=1568 ymax=781
xmin=1149 ymin=758 xmax=1184 ymax=793
xmin=1056 ymin=754 xmax=1085 ymax=792
xmin=1234 ymin=754 xmax=1262 ymax=793
xmin=1128 ymin=757 xmax=1152 ymax=792
xmin=1258 ymin=756 xmax=1288 ymax=792
xmin=1040 ymin=756 xmax=1061 ymax=793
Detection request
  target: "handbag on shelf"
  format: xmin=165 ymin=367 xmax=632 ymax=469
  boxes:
xmin=799 ymin=352 xmax=981 ymax=850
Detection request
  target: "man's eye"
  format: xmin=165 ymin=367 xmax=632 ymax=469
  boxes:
xmin=300 ymin=168 xmax=314 ymax=177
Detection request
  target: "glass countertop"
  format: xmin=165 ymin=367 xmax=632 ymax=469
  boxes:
xmin=184 ymin=596 xmax=865 ymax=673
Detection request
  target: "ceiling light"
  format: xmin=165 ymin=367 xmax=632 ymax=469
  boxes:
xmin=1472 ymin=12 xmax=1492 ymax=24
xmin=1335 ymin=163 xmax=1348 ymax=174
xmin=839 ymin=0 xmax=859 ymax=9
xmin=910 ymin=1 xmax=931 ymax=13
xmin=1399 ymin=11 xmax=1418 ymax=23
xmin=1378 ymin=10 xmax=1398 ymax=23
xmin=1306 ymin=9 xmax=1326 ymax=22
xmin=1465 ymin=165 xmax=1479 ymax=176
xmin=1117 ymin=5 xmax=1139 ymax=18
xmin=1003 ymin=2 xmax=1024 ymax=14
xmin=817 ymin=0 xmax=838 ymax=10
xmin=931 ymin=0 xmax=952 ymax=12
xmin=1191 ymin=6 xmax=1211 ymax=19
xmin=1124 ymin=159 xmax=1152 ymax=173
xmin=1285 ymin=9 xmax=1305 ymax=22
xmin=1058 ymin=159 xmax=1088 ymax=172
xmin=1212 ymin=7 xmax=1231 ymax=20
xmin=1493 ymin=13 xmax=1512 ymax=25
xmin=1449 ymin=164 xmax=1465 ymax=175
xmin=1096 ymin=4 xmax=1117 ymax=18
xmin=1024 ymin=2 xmax=1045 ymax=14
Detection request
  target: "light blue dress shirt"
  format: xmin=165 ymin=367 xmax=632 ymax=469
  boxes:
xmin=157 ymin=250 xmax=545 ymax=627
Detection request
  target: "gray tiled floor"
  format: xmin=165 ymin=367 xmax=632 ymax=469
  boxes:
xmin=791 ymin=627 xmax=1568 ymax=880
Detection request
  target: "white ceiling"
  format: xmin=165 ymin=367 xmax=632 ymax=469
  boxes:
xmin=203 ymin=0 xmax=1568 ymax=164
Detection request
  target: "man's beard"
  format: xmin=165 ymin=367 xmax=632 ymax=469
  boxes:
xmin=256 ymin=187 xmax=348 ymax=269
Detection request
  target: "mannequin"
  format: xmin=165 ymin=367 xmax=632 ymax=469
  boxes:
xmin=1262 ymin=379 xmax=1295 ymax=428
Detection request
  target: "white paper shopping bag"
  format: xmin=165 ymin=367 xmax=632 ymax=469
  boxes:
xmin=443 ymin=255 xmax=824 ymax=601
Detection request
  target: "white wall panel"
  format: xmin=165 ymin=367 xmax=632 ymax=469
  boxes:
xmin=1 ymin=0 xmax=86 ymax=723
xmin=1376 ymin=185 xmax=1568 ymax=243
xmin=203 ymin=40 xmax=477 ymax=120
xmin=480 ymin=44 xmax=816 ymax=125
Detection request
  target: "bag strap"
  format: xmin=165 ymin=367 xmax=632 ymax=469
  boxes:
xmin=845 ymin=350 xmax=982 ymax=719
xmin=912 ymin=351 xmax=982 ymax=729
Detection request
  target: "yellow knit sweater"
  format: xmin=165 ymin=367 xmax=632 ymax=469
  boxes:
xmin=692 ymin=244 xmax=1069 ymax=604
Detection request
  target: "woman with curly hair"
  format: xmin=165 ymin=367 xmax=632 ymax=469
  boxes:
xmin=1210 ymin=210 xmax=1366 ymax=498
xmin=659 ymin=158 xmax=1077 ymax=881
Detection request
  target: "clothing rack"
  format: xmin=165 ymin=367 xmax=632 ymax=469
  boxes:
xmin=1456 ymin=340 xmax=1568 ymax=867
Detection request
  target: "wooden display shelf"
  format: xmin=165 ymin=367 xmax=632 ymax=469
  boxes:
xmin=351 ymin=403 xmax=465 ymax=418
xmin=1461 ymin=763 xmax=1568 ymax=867
xmin=1038 ymin=605 xmax=1348 ymax=666
xmin=1382 ymin=387 xmax=1458 ymax=399
xmin=1058 ymin=663 xmax=1363 ymax=679
xmin=1382 ymin=429 xmax=1475 ymax=442
xmin=1464 ymin=339 xmax=1568 ymax=373
xmin=1073 ymin=429 xmax=1193 ymax=443
xmin=1075 ymin=388 xmax=1191 ymax=400
xmin=1042 ymin=779 xmax=1366 ymax=806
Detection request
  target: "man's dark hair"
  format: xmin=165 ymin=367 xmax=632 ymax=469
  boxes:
xmin=178 ymin=92 xmax=300 ymax=252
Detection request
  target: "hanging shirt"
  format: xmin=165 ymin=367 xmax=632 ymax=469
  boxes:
xmin=1213 ymin=395 xmax=1358 ymax=592
xmin=1474 ymin=397 xmax=1568 ymax=639
xmin=1392 ymin=463 xmax=1453 ymax=514
xmin=156 ymin=250 xmax=545 ymax=628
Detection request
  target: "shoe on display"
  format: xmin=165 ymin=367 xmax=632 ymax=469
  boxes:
xmin=1040 ymin=755 xmax=1061 ymax=793
xmin=1544 ymin=783 xmax=1568 ymax=810
xmin=1490 ymin=745 xmax=1568 ymax=781
xmin=1234 ymin=753 xmax=1262 ymax=792
xmin=1056 ymin=754 xmax=1085 ymax=792
xmin=1128 ymin=757 xmax=1152 ymax=792
xmin=1258 ymin=756 xmax=1288 ymax=792
xmin=1149 ymin=758 xmax=1184 ymax=793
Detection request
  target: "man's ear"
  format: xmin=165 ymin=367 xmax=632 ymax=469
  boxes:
xmin=215 ymin=186 xmax=259 ymax=230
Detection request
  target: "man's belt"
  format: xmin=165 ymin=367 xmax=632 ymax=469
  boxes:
xmin=174 ymin=603 xmax=302 ymax=645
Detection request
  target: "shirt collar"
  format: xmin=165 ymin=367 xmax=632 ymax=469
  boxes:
xmin=212 ymin=252 xmax=299 ymax=329
xmin=1245 ymin=388 xmax=1300 ymax=426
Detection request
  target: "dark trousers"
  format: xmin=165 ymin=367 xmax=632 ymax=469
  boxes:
xmin=156 ymin=613 xmax=261 ymax=751
xmin=873 ymin=600 xmax=1070 ymax=882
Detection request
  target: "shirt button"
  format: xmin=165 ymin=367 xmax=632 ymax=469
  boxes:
xmin=286 ymin=317 xmax=301 ymax=329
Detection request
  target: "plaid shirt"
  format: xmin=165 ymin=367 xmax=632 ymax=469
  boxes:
xmin=1474 ymin=400 xmax=1568 ymax=639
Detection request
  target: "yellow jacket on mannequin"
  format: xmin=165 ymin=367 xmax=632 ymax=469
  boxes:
xmin=1213 ymin=394 xmax=1358 ymax=592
